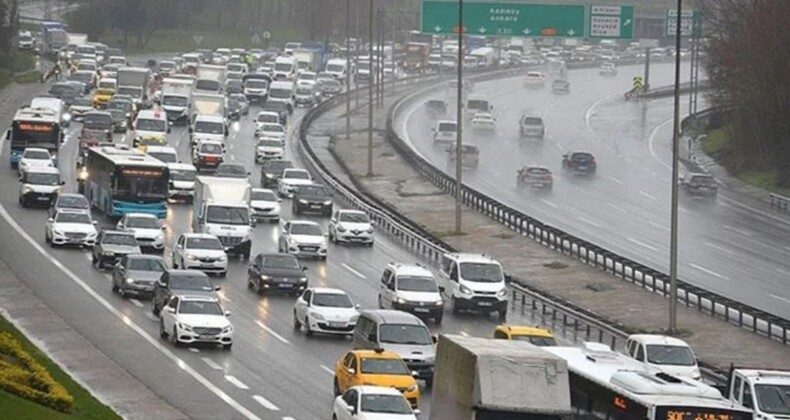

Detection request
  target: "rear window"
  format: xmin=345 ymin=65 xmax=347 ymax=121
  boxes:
xmin=438 ymin=122 xmax=457 ymax=132
xmin=690 ymin=175 xmax=714 ymax=185
xmin=467 ymin=100 xmax=488 ymax=111
xmin=527 ymin=167 xmax=550 ymax=175
xmin=572 ymin=153 xmax=594 ymax=161
xmin=523 ymin=117 xmax=543 ymax=125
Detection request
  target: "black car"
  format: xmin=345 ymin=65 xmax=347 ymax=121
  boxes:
xmin=680 ymin=173 xmax=718 ymax=198
xmin=246 ymin=253 xmax=308 ymax=295
xmin=562 ymin=152 xmax=596 ymax=175
xmin=92 ymin=230 xmax=142 ymax=269
xmin=226 ymin=80 xmax=244 ymax=95
xmin=151 ymin=269 xmax=219 ymax=315
xmin=112 ymin=254 xmax=167 ymax=298
xmin=108 ymin=108 xmax=129 ymax=132
xmin=215 ymin=162 xmax=250 ymax=179
xmin=261 ymin=160 xmax=294 ymax=188
xmin=292 ymin=183 xmax=333 ymax=216
xmin=82 ymin=111 xmax=114 ymax=141
xmin=261 ymin=100 xmax=289 ymax=125
xmin=48 ymin=82 xmax=81 ymax=104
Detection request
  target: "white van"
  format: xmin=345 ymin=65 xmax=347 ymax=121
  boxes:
xmin=324 ymin=58 xmax=348 ymax=81
xmin=267 ymin=80 xmax=295 ymax=113
xmin=624 ymin=334 xmax=701 ymax=380
xmin=377 ymin=263 xmax=444 ymax=323
xmin=273 ymin=56 xmax=297 ymax=81
xmin=438 ymin=253 xmax=508 ymax=320
xmin=132 ymin=109 xmax=170 ymax=147
xmin=432 ymin=120 xmax=457 ymax=145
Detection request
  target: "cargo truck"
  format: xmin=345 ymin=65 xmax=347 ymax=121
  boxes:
xmin=189 ymin=93 xmax=226 ymax=126
xmin=159 ymin=78 xmax=193 ymax=124
xmin=404 ymin=42 xmax=430 ymax=73
xmin=192 ymin=176 xmax=253 ymax=259
xmin=117 ymin=67 xmax=151 ymax=110
xmin=725 ymin=366 xmax=790 ymax=420
xmin=431 ymin=334 xmax=572 ymax=420
xmin=195 ymin=64 xmax=226 ymax=94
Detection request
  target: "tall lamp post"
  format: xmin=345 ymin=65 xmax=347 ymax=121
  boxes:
xmin=367 ymin=0 xmax=375 ymax=177
xmin=345 ymin=0 xmax=351 ymax=141
xmin=454 ymin=0 xmax=464 ymax=235
xmin=668 ymin=0 xmax=683 ymax=333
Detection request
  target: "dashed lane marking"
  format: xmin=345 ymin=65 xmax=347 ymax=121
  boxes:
xmin=252 ymin=395 xmax=280 ymax=411
xmin=627 ymin=237 xmax=658 ymax=252
xmin=539 ymin=199 xmax=558 ymax=208
xmin=607 ymin=203 xmax=627 ymax=214
xmin=648 ymin=220 xmax=670 ymax=232
xmin=341 ymin=263 xmax=366 ymax=279
xmin=202 ymin=357 xmax=223 ymax=371
xmin=770 ymin=294 xmax=790 ymax=305
xmin=704 ymin=242 xmax=736 ymax=255
xmin=576 ymin=216 xmax=602 ymax=228
xmin=639 ymin=190 xmax=657 ymax=200
xmin=320 ymin=365 xmax=334 ymax=375
xmin=722 ymin=225 xmax=752 ymax=237
xmin=129 ymin=298 xmax=143 ymax=308
xmin=254 ymin=320 xmax=291 ymax=345
xmin=690 ymin=263 xmax=730 ymax=281
xmin=188 ymin=348 xmax=199 ymax=353
xmin=607 ymin=176 xmax=623 ymax=184
xmin=225 ymin=375 xmax=249 ymax=390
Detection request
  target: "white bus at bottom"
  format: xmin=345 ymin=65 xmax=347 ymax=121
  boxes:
xmin=543 ymin=343 xmax=753 ymax=420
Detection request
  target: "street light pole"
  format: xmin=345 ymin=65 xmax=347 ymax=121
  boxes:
xmin=454 ymin=0 xmax=464 ymax=235
xmin=367 ymin=0 xmax=375 ymax=177
xmin=669 ymin=0 xmax=683 ymax=333
xmin=345 ymin=0 xmax=351 ymax=141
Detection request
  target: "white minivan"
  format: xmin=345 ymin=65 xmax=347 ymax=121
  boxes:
xmin=378 ymin=263 xmax=444 ymax=323
xmin=432 ymin=120 xmax=457 ymax=145
xmin=624 ymin=334 xmax=701 ymax=380
xmin=268 ymin=81 xmax=295 ymax=113
xmin=438 ymin=253 xmax=508 ymax=321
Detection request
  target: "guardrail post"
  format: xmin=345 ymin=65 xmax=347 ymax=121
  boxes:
xmin=586 ymin=325 xmax=591 ymax=340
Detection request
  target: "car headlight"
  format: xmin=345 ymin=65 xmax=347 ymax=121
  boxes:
xmin=366 ymin=227 xmax=374 ymax=234
xmin=22 ymin=186 xmax=33 ymax=195
xmin=298 ymin=199 xmax=308 ymax=204
xmin=265 ymin=173 xmax=274 ymax=178
xmin=102 ymin=250 xmax=114 ymax=256
xmin=177 ymin=323 xmax=193 ymax=332
xmin=497 ymin=288 xmax=507 ymax=297
xmin=125 ymin=277 xmax=135 ymax=284
xmin=221 ymin=325 xmax=233 ymax=334
xmin=396 ymin=297 xmax=407 ymax=304
xmin=435 ymin=299 xmax=444 ymax=306
xmin=406 ymin=384 xmax=418 ymax=392
xmin=349 ymin=315 xmax=359 ymax=323
xmin=87 ymin=231 xmax=97 ymax=238
xmin=187 ymin=254 xmax=198 ymax=261
xmin=63 ymin=113 xmax=72 ymax=121
xmin=259 ymin=274 xmax=270 ymax=280
xmin=459 ymin=285 xmax=472 ymax=295
xmin=323 ymin=200 xmax=332 ymax=205
xmin=299 ymin=276 xmax=307 ymax=283
xmin=337 ymin=225 xmax=346 ymax=232
xmin=218 ymin=255 xmax=227 ymax=262
xmin=53 ymin=230 xmax=65 ymax=236
xmin=309 ymin=312 xmax=325 ymax=320
xmin=691 ymin=368 xmax=701 ymax=379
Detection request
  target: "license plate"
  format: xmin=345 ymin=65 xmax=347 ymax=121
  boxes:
xmin=278 ymin=283 xmax=293 ymax=288
xmin=329 ymin=322 xmax=345 ymax=327
xmin=310 ymin=204 xmax=322 ymax=209
xmin=303 ymin=247 xmax=317 ymax=252
xmin=533 ymin=183 xmax=544 ymax=187
xmin=199 ymin=334 xmax=215 ymax=340
xmin=200 ymin=264 xmax=214 ymax=268
xmin=36 ymin=196 xmax=50 ymax=201
xmin=478 ymin=302 xmax=493 ymax=307
xmin=414 ymin=308 xmax=429 ymax=313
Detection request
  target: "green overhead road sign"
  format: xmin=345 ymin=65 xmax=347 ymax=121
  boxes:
xmin=421 ymin=1 xmax=586 ymax=37
xmin=665 ymin=9 xmax=703 ymax=38
xmin=589 ymin=5 xmax=634 ymax=39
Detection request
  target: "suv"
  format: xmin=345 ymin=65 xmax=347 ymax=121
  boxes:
xmin=680 ymin=173 xmax=718 ymax=199
xmin=192 ymin=139 xmax=225 ymax=170
xmin=437 ymin=253 xmax=508 ymax=321
xmin=151 ymin=269 xmax=219 ymax=315
xmin=378 ymin=263 xmax=444 ymax=323
xmin=278 ymin=168 xmax=313 ymax=198
xmin=292 ymin=183 xmax=332 ymax=216
xmin=92 ymin=230 xmax=142 ymax=269
xmin=261 ymin=160 xmax=294 ymax=188
xmin=562 ymin=151 xmax=596 ymax=175
xmin=18 ymin=167 xmax=63 ymax=207
xmin=519 ymin=115 xmax=545 ymax=138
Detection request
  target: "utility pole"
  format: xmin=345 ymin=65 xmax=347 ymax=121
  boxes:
xmin=644 ymin=47 xmax=651 ymax=91
xmin=669 ymin=0 xmax=683 ymax=334
xmin=366 ymin=0 xmax=375 ymax=177
xmin=345 ymin=0 xmax=351 ymax=141
xmin=454 ymin=0 xmax=464 ymax=235
xmin=355 ymin=0 xmax=360 ymax=107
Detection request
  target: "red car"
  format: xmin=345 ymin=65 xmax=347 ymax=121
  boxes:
xmin=517 ymin=166 xmax=553 ymax=190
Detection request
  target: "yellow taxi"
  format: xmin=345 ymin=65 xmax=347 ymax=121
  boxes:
xmin=93 ymin=88 xmax=115 ymax=108
xmin=493 ymin=325 xmax=557 ymax=346
xmin=333 ymin=349 xmax=420 ymax=409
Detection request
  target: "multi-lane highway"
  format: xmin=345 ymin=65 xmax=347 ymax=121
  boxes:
xmin=0 ymin=84 xmax=583 ymax=419
xmin=398 ymin=62 xmax=790 ymax=319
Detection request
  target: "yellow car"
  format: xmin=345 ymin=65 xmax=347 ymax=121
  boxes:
xmin=493 ymin=325 xmax=557 ymax=346
xmin=93 ymin=88 xmax=115 ymax=108
xmin=333 ymin=349 xmax=420 ymax=409
xmin=134 ymin=136 xmax=167 ymax=151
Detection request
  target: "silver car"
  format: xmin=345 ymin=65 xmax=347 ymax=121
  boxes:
xmin=111 ymin=254 xmax=167 ymax=298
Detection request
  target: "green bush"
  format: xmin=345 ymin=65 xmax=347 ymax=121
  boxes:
xmin=14 ymin=71 xmax=44 ymax=84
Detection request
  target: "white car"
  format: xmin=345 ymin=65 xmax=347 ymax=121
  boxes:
xmin=45 ymin=209 xmax=98 ymax=247
xmin=18 ymin=148 xmax=55 ymax=174
xmin=278 ymin=220 xmax=327 ymax=259
xmin=524 ymin=71 xmax=545 ymax=88
xmin=250 ymin=188 xmax=281 ymax=222
xmin=116 ymin=213 xmax=165 ymax=252
xmin=293 ymin=287 xmax=359 ymax=336
xmin=328 ymin=209 xmax=374 ymax=245
xmin=333 ymin=386 xmax=418 ymax=420
xmin=255 ymin=138 xmax=284 ymax=162
xmin=18 ymin=167 xmax=63 ymax=207
xmin=171 ymin=233 xmax=228 ymax=277
xmin=470 ymin=112 xmax=497 ymax=132
xmin=255 ymin=111 xmax=281 ymax=134
xmin=625 ymin=334 xmax=701 ymax=380
xmin=277 ymin=168 xmax=313 ymax=198
xmin=296 ymin=71 xmax=317 ymax=88
xmin=599 ymin=62 xmax=618 ymax=76
xmin=159 ymin=295 xmax=233 ymax=350
xmin=258 ymin=123 xmax=286 ymax=141
xmin=167 ymin=163 xmax=197 ymax=202
xmin=144 ymin=145 xmax=179 ymax=164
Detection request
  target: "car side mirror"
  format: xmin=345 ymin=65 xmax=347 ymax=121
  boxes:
xmin=301 ymin=266 xmax=308 ymax=271
xmin=92 ymin=220 xmax=98 ymax=226
xmin=411 ymin=370 xmax=419 ymax=377
xmin=432 ymin=335 xmax=438 ymax=344
xmin=164 ymin=306 xmax=175 ymax=313
xmin=354 ymin=303 xmax=361 ymax=309
xmin=438 ymin=286 xmax=445 ymax=293
xmin=167 ymin=127 xmax=172 ymax=133
xmin=5 ymin=130 xmax=11 ymax=140
xmin=157 ymin=280 xmax=167 ymax=288
xmin=347 ymin=367 xmax=355 ymax=375
xmin=414 ymin=409 xmax=421 ymax=415
xmin=367 ymin=333 xmax=377 ymax=342
xmin=224 ymin=310 xmax=231 ymax=317
xmin=214 ymin=285 xmax=222 ymax=291
xmin=188 ymin=126 xmax=193 ymax=133
xmin=250 ymin=219 xmax=256 ymax=227
xmin=47 ymin=217 xmax=54 ymax=223
xmin=161 ymin=225 xmax=166 ymax=231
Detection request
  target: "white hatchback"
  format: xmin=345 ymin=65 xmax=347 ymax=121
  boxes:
xmin=18 ymin=148 xmax=55 ymax=174
xmin=470 ymin=112 xmax=496 ymax=132
xmin=293 ymin=287 xmax=360 ymax=337
xmin=250 ymin=188 xmax=281 ymax=222
xmin=277 ymin=168 xmax=313 ymax=198
xmin=328 ymin=209 xmax=374 ymax=245
xmin=625 ymin=334 xmax=701 ymax=380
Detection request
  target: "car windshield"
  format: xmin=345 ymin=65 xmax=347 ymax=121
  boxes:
xmin=117 ymin=87 xmax=142 ymax=97
xmin=186 ymin=237 xmax=223 ymax=250
xmin=135 ymin=118 xmax=166 ymax=132
xmin=57 ymin=195 xmax=89 ymax=210
xmin=194 ymin=121 xmax=224 ymax=134
xmin=247 ymin=80 xmax=268 ymax=89
xmin=227 ymin=64 xmax=245 ymax=72
xmin=296 ymin=185 xmax=325 ymax=196
xmin=148 ymin=152 xmax=177 ymax=163
xmin=296 ymin=88 xmax=312 ymax=95
xmin=468 ymin=100 xmax=488 ymax=110
xmin=690 ymin=175 xmax=714 ymax=185
xmin=264 ymin=101 xmax=287 ymax=112
xmin=322 ymin=81 xmax=341 ymax=89
xmin=56 ymin=212 xmax=91 ymax=224
xmin=73 ymin=97 xmax=93 ymax=106
xmin=23 ymin=150 xmax=51 ymax=160
xmin=262 ymin=255 xmax=300 ymax=269
xmin=312 ymin=293 xmax=353 ymax=308
xmin=195 ymin=80 xmax=220 ymax=91
xmin=512 ymin=335 xmax=557 ymax=346
xmin=218 ymin=164 xmax=247 ymax=176
xmin=274 ymin=63 xmax=292 ymax=72
xmin=646 ymin=345 xmax=696 ymax=366
xmin=285 ymin=170 xmax=309 ymax=180
xmin=257 ymin=139 xmax=282 ymax=148
xmin=755 ymin=384 xmax=790 ymax=415
xmin=379 ymin=324 xmax=432 ymax=345
xmin=290 ymin=223 xmax=322 ymax=236
xmin=572 ymin=153 xmax=594 ymax=162
xmin=251 ymin=190 xmax=277 ymax=201
xmin=179 ymin=300 xmax=223 ymax=315
xmin=262 ymin=124 xmax=284 ymax=133
xmin=84 ymin=114 xmax=112 ymax=128
xmin=257 ymin=114 xmax=278 ymax=123
xmin=338 ymin=212 xmax=369 ymax=223
xmin=108 ymin=101 xmax=131 ymax=112
xmin=523 ymin=117 xmax=543 ymax=125
xmin=527 ymin=167 xmax=550 ymax=175
xmin=266 ymin=161 xmax=293 ymax=174
xmin=170 ymin=169 xmax=196 ymax=182
xmin=103 ymin=233 xmax=137 ymax=246
xmin=360 ymin=358 xmax=409 ymax=375
xmin=397 ymin=276 xmax=438 ymax=292
xmin=438 ymin=122 xmax=456 ymax=132
xmin=162 ymin=96 xmax=188 ymax=106
xmin=200 ymin=143 xmax=223 ymax=154
xmin=459 ymin=262 xmax=503 ymax=283
xmin=128 ymin=258 xmax=165 ymax=272
xmin=26 ymin=172 xmax=60 ymax=185
xmin=360 ymin=394 xmax=412 ymax=414
xmin=126 ymin=217 xmax=160 ymax=229
xmin=205 ymin=206 xmax=250 ymax=225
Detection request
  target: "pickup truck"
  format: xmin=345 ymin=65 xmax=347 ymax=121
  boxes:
xmin=724 ymin=367 xmax=790 ymax=420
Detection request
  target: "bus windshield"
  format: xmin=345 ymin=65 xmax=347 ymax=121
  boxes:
xmin=114 ymin=166 xmax=168 ymax=202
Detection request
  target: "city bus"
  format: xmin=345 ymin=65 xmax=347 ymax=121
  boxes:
xmin=543 ymin=343 xmax=753 ymax=420
xmin=6 ymin=107 xmax=63 ymax=168
xmin=80 ymin=146 xmax=169 ymax=218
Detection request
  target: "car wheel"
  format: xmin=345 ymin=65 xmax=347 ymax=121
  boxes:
xmin=333 ymin=378 xmax=341 ymax=396
xmin=452 ymin=297 xmax=460 ymax=315
xmin=435 ymin=313 xmax=443 ymax=324
xmin=377 ymin=295 xmax=384 ymax=309
xmin=91 ymin=253 xmax=98 ymax=268
xmin=170 ymin=327 xmax=179 ymax=347
xmin=151 ymin=300 xmax=160 ymax=316
xmin=222 ymin=343 xmax=232 ymax=350
xmin=498 ymin=309 xmax=507 ymax=322
xmin=172 ymin=256 xmax=179 ymax=269
xmin=293 ymin=311 xmax=301 ymax=330
xmin=247 ymin=274 xmax=253 ymax=289
xmin=328 ymin=230 xmax=335 ymax=243
xmin=118 ymin=287 xmax=126 ymax=299
xmin=159 ymin=320 xmax=167 ymax=338
xmin=111 ymin=282 xmax=118 ymax=293
xmin=304 ymin=316 xmax=313 ymax=337
xmin=253 ymin=278 xmax=262 ymax=295
xmin=219 ymin=271 xmax=227 ymax=278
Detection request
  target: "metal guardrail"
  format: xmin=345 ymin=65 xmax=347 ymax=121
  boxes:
xmin=296 ymin=62 xmax=736 ymax=381
xmin=769 ymin=193 xmax=790 ymax=213
xmin=384 ymin=67 xmax=790 ymax=348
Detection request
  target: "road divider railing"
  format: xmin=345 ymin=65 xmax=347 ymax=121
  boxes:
xmin=296 ymin=59 xmax=740 ymax=382
xmin=769 ymin=193 xmax=790 ymax=213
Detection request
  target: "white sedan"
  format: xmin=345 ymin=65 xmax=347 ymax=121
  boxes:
xmin=250 ymin=188 xmax=281 ymax=222
xmin=159 ymin=295 xmax=233 ymax=350
xmin=470 ymin=112 xmax=497 ymax=132
xmin=171 ymin=233 xmax=228 ymax=277
xmin=293 ymin=287 xmax=359 ymax=336
xmin=277 ymin=168 xmax=313 ymax=198
xmin=278 ymin=220 xmax=327 ymax=259
xmin=328 ymin=209 xmax=374 ymax=245
xmin=45 ymin=209 xmax=98 ymax=247
xmin=258 ymin=123 xmax=286 ymax=141
xmin=116 ymin=212 xmax=165 ymax=252
xmin=523 ymin=71 xmax=545 ymax=88
xmin=333 ymin=386 xmax=418 ymax=420
xmin=255 ymin=138 xmax=284 ymax=162
xmin=18 ymin=148 xmax=55 ymax=174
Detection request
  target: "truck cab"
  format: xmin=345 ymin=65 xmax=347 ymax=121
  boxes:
xmin=268 ymin=81 xmax=295 ymax=114
xmin=438 ymin=253 xmax=508 ymax=321
xmin=192 ymin=176 xmax=253 ymax=259
xmin=727 ymin=368 xmax=790 ymax=419
xmin=131 ymin=110 xmax=170 ymax=148
xmin=190 ymin=114 xmax=227 ymax=147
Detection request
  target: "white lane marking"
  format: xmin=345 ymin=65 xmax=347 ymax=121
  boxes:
xmin=777 ymin=268 xmax=790 ymax=276
xmin=188 ymin=347 xmax=199 ymax=353
xmin=576 ymin=216 xmax=602 ymax=228
xmin=0 ymin=203 xmax=263 ymax=420
xmin=129 ymin=298 xmax=143 ymax=308
xmin=342 ymin=263 xmax=366 ymax=279
xmin=225 ymin=375 xmax=249 ymax=390
xmin=704 ymin=242 xmax=736 ymax=255
xmin=583 ymin=91 xmax=622 ymax=136
xmin=254 ymin=320 xmax=291 ymax=345
xmin=690 ymin=263 xmax=730 ymax=281
xmin=539 ymin=199 xmax=558 ymax=208
xmin=770 ymin=294 xmax=790 ymax=304
xmin=639 ymin=190 xmax=657 ymax=200
xmin=627 ymin=237 xmax=658 ymax=252
xmin=647 ymin=117 xmax=674 ymax=172
xmin=320 ymin=365 xmax=334 ymax=375
xmin=202 ymin=357 xmax=223 ymax=371
xmin=253 ymin=395 xmax=280 ymax=411
xmin=608 ymin=176 xmax=623 ymax=184
xmin=722 ymin=224 xmax=752 ymax=237
xmin=230 ymin=155 xmax=237 ymax=161
xmin=282 ymin=417 xmax=296 ymax=420
xmin=459 ymin=331 xmax=469 ymax=337
xmin=607 ymin=203 xmax=627 ymax=214
xmin=648 ymin=220 xmax=670 ymax=231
